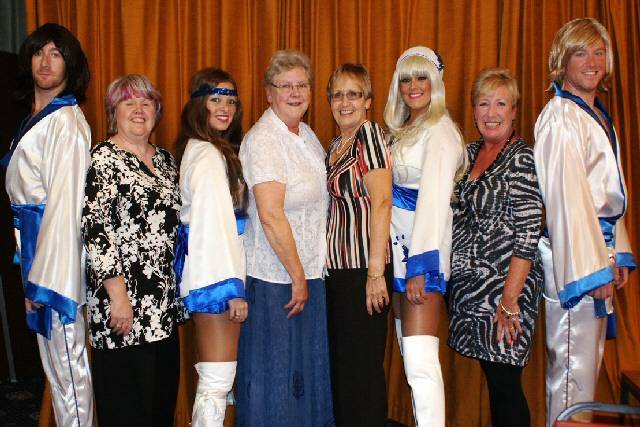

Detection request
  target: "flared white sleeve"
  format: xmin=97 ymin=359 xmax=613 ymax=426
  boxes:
xmin=534 ymin=116 xmax=613 ymax=308
xmin=615 ymin=218 xmax=637 ymax=270
xmin=406 ymin=122 xmax=463 ymax=288
xmin=28 ymin=108 xmax=91 ymax=314
xmin=180 ymin=141 xmax=245 ymax=313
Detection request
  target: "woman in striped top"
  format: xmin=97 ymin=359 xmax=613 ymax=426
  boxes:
xmin=324 ymin=63 xmax=393 ymax=427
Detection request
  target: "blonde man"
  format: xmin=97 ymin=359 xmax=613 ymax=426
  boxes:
xmin=534 ymin=17 xmax=636 ymax=426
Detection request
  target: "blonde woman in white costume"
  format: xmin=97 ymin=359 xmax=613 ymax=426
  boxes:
xmin=384 ymin=46 xmax=466 ymax=427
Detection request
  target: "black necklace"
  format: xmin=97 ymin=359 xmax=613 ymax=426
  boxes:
xmin=464 ymin=131 xmax=516 ymax=182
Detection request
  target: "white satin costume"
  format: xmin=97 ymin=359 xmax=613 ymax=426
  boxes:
xmin=4 ymin=95 xmax=94 ymax=426
xmin=391 ymin=115 xmax=464 ymax=295
xmin=176 ymin=138 xmax=246 ymax=427
xmin=176 ymin=138 xmax=246 ymax=314
xmin=534 ymin=82 xmax=636 ymax=427
xmin=391 ymin=115 xmax=464 ymax=427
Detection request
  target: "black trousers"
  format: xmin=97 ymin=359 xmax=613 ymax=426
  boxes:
xmin=91 ymin=330 xmax=180 ymax=427
xmin=325 ymin=266 xmax=393 ymax=427
xmin=479 ymin=359 xmax=530 ymax=427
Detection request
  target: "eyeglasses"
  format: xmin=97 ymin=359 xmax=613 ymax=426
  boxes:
xmin=270 ymin=81 xmax=310 ymax=93
xmin=330 ymin=90 xmax=364 ymax=102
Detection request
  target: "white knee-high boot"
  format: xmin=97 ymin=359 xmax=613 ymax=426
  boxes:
xmin=402 ymin=335 xmax=445 ymax=427
xmin=395 ymin=317 xmax=404 ymax=356
xmin=192 ymin=361 xmax=237 ymax=427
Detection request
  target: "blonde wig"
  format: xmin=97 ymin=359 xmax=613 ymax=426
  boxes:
xmin=384 ymin=47 xmax=466 ymax=179
xmin=548 ymin=17 xmax=613 ymax=91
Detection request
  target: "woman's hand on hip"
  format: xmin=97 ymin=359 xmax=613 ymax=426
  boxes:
xmin=228 ymin=298 xmax=248 ymax=323
xmin=405 ymin=275 xmax=427 ymax=305
xmin=366 ymin=275 xmax=389 ymax=315
xmin=284 ymin=278 xmax=308 ymax=318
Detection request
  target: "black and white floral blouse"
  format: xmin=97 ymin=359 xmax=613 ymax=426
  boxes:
xmin=82 ymin=141 xmax=182 ymax=350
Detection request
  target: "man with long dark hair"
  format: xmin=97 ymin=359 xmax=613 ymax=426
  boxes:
xmin=4 ymin=23 xmax=94 ymax=426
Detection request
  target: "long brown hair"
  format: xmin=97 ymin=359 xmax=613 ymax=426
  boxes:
xmin=177 ymin=68 xmax=246 ymax=208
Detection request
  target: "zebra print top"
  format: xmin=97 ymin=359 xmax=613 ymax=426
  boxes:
xmin=448 ymin=138 xmax=544 ymax=366
xmin=326 ymin=121 xmax=391 ymax=269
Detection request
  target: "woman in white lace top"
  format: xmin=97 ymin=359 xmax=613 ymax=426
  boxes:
xmin=235 ymin=49 xmax=334 ymax=427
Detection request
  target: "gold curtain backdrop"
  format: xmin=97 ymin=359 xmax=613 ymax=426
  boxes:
xmin=24 ymin=1 xmax=639 ymax=426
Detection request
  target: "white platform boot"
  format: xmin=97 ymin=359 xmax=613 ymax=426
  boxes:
xmin=192 ymin=361 xmax=237 ymax=427
xmin=402 ymin=335 xmax=445 ymax=427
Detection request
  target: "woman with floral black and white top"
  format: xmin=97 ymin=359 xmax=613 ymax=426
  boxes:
xmin=82 ymin=74 xmax=181 ymax=427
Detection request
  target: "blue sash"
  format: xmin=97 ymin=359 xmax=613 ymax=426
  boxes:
xmin=234 ymin=208 xmax=247 ymax=235
xmin=1 ymin=95 xmax=78 ymax=168
xmin=11 ymin=203 xmax=78 ymax=338
xmin=392 ymin=184 xmax=418 ymax=211
xmin=173 ymin=210 xmax=247 ymax=313
xmin=544 ymin=218 xmax=618 ymax=338
xmin=174 ymin=209 xmax=247 ymax=286
xmin=173 ymin=224 xmax=189 ymax=289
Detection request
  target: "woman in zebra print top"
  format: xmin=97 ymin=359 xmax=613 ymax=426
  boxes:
xmin=448 ymin=68 xmax=544 ymax=427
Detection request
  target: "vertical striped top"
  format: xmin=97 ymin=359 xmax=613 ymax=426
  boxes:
xmin=326 ymin=121 xmax=392 ymax=269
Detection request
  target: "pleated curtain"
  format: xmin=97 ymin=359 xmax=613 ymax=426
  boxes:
xmin=25 ymin=1 xmax=640 ymax=426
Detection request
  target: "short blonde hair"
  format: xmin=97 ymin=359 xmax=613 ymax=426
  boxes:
xmin=326 ymin=63 xmax=373 ymax=101
xmin=548 ymin=17 xmax=613 ymax=91
xmin=264 ymin=49 xmax=313 ymax=86
xmin=471 ymin=68 xmax=519 ymax=107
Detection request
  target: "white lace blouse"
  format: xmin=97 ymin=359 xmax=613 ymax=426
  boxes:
xmin=239 ymin=108 xmax=328 ymax=284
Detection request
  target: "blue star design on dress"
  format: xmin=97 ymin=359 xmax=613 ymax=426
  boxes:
xmin=393 ymin=234 xmax=409 ymax=263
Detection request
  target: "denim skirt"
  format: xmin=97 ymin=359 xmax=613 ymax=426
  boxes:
xmin=235 ymin=276 xmax=335 ymax=427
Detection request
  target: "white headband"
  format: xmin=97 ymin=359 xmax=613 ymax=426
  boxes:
xmin=396 ymin=46 xmax=444 ymax=76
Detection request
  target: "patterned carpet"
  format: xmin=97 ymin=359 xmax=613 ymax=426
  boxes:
xmin=0 ymin=376 xmax=43 ymax=427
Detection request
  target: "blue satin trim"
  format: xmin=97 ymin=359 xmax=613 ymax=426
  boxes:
xmin=393 ymin=273 xmax=447 ymax=294
xmin=392 ymin=184 xmax=418 ymax=211
xmin=616 ymin=252 xmax=637 ymax=271
xmin=11 ymin=204 xmax=45 ymax=282
xmin=234 ymin=209 xmax=247 ymax=235
xmin=173 ymin=224 xmax=189 ymax=290
xmin=395 ymin=246 xmax=446 ymax=294
xmin=1 ymin=94 xmax=78 ymax=168
xmin=553 ymin=82 xmax=626 ymax=217
xmin=11 ymin=203 xmax=78 ymax=338
xmin=558 ymin=265 xmax=614 ymax=309
xmin=599 ymin=218 xmax=615 ymax=247
xmin=174 ymin=209 xmax=247 ymax=290
xmin=406 ymin=249 xmax=440 ymax=279
xmin=545 ymin=218 xmax=622 ymax=246
xmin=24 ymin=282 xmax=78 ymax=338
xmin=593 ymin=301 xmax=616 ymax=339
xmin=606 ymin=313 xmax=616 ymax=340
xmin=183 ymin=277 xmax=246 ymax=314
xmin=594 ymin=299 xmax=608 ymax=319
